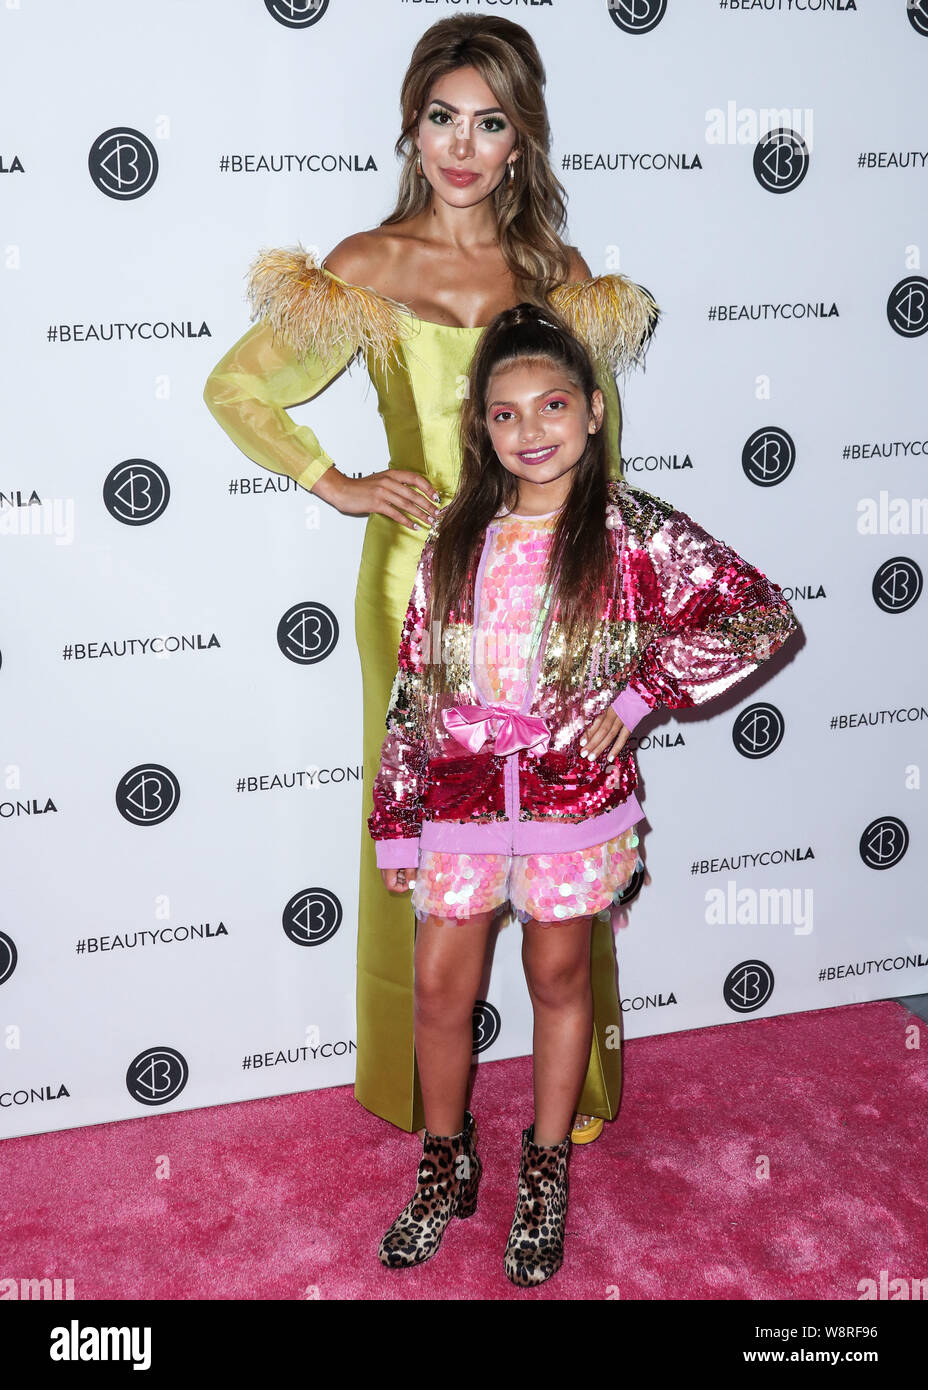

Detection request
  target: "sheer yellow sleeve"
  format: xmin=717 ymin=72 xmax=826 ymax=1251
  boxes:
xmin=202 ymin=317 xmax=356 ymax=494
xmin=595 ymin=361 xmax=625 ymax=481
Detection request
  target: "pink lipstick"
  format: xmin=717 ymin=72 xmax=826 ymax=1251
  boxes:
xmin=441 ymin=168 xmax=480 ymax=186
xmin=517 ymin=445 xmax=559 ymax=465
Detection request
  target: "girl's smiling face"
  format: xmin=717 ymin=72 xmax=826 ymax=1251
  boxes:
xmin=484 ymin=358 xmax=603 ymax=508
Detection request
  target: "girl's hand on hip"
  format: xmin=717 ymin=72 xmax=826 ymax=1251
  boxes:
xmin=322 ymin=468 xmax=441 ymax=530
xmin=579 ymin=708 xmax=630 ymax=762
xmin=381 ymin=867 xmax=417 ymax=893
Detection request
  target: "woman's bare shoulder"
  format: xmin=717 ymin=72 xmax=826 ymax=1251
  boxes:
xmin=322 ymin=227 xmax=412 ymax=288
xmin=564 ymin=244 xmax=594 ymax=283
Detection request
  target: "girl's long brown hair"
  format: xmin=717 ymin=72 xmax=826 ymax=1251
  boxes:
xmin=425 ymin=304 xmax=614 ymax=708
xmin=380 ymin=15 xmax=574 ymax=300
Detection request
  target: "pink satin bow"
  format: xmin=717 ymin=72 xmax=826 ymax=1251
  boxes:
xmin=442 ymin=702 xmax=551 ymax=756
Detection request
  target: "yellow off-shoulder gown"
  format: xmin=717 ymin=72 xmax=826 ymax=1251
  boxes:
xmin=203 ymin=247 xmax=655 ymax=1133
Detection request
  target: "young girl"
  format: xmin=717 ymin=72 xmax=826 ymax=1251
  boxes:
xmin=368 ymin=303 xmax=800 ymax=1288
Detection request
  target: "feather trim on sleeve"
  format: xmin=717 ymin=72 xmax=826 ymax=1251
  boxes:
xmin=548 ymin=274 xmax=659 ymax=375
xmin=244 ymin=242 xmax=413 ymax=375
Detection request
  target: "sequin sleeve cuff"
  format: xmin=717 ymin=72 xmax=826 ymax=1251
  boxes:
xmin=374 ymin=837 xmax=421 ymax=870
xmin=610 ymin=685 xmax=653 ymax=734
xmin=623 ymin=500 xmax=801 ymax=712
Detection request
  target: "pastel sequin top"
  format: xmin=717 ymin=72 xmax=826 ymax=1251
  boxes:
xmin=473 ymin=506 xmax=562 ymax=710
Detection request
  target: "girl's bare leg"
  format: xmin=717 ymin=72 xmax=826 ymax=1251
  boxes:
xmin=521 ymin=914 xmax=594 ymax=1146
xmin=413 ymin=909 xmax=498 ymax=1137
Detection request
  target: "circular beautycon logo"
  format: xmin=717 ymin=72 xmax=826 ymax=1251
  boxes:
xmin=283 ymin=888 xmax=343 ymax=946
xmin=0 ymin=932 xmax=18 ymax=986
xmin=104 ymin=459 xmax=170 ymax=525
xmin=264 ymin=0 xmax=329 ymax=28
xmin=858 ymin=816 xmax=909 ymax=871
xmin=607 ymin=0 xmax=667 ymax=34
xmin=753 ymin=128 xmax=809 ymax=194
xmin=742 ymin=427 xmax=796 ymax=487
xmin=871 ymin=557 xmax=923 ymax=614
xmin=116 ymin=765 xmax=181 ymax=826
xmin=88 ymin=128 xmax=158 ymax=200
xmin=732 ymin=704 xmax=785 ymax=759
xmin=126 ymin=1046 xmax=189 ymax=1106
xmin=277 ymin=602 xmax=339 ymax=664
xmin=886 ymin=277 xmax=928 ymax=338
xmin=472 ymin=1001 xmax=501 ymax=1055
xmin=723 ymin=960 xmax=775 ymax=1014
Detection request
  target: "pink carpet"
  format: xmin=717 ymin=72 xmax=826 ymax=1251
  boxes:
xmin=2 ymin=999 xmax=925 ymax=1300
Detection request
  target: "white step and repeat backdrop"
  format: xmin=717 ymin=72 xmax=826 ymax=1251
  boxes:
xmin=2 ymin=1 xmax=926 ymax=1140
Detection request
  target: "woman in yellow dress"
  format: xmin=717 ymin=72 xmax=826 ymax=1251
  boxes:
xmin=202 ymin=16 xmax=657 ymax=1143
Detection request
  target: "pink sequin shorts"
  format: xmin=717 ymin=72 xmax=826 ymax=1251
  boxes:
xmin=411 ymin=826 xmax=641 ymax=926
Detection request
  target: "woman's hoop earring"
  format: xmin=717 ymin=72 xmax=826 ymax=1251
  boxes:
xmin=416 ymin=154 xmax=423 ymax=177
xmin=508 ymin=159 xmax=515 ymax=183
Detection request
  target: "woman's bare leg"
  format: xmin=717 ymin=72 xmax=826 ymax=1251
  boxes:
xmin=521 ymin=914 xmax=594 ymax=1146
xmin=412 ymin=909 xmax=497 ymax=1137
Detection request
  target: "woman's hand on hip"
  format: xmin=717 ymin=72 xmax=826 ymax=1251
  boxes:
xmin=579 ymin=708 xmax=630 ymax=762
xmin=315 ymin=467 xmax=441 ymax=530
xmin=381 ymin=867 xmax=418 ymax=893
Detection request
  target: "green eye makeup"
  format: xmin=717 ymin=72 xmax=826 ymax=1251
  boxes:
xmin=427 ymin=107 xmax=507 ymax=134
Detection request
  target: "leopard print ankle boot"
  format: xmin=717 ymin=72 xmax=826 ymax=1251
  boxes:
xmin=503 ymin=1122 xmax=571 ymax=1287
xmin=378 ymin=1109 xmax=482 ymax=1268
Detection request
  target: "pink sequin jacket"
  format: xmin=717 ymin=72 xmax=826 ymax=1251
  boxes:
xmin=368 ymin=478 xmax=800 ymax=869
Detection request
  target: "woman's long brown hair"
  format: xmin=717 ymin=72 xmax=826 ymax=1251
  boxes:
xmin=380 ymin=15 xmax=574 ymax=300
xmin=425 ymin=303 xmax=614 ymax=708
